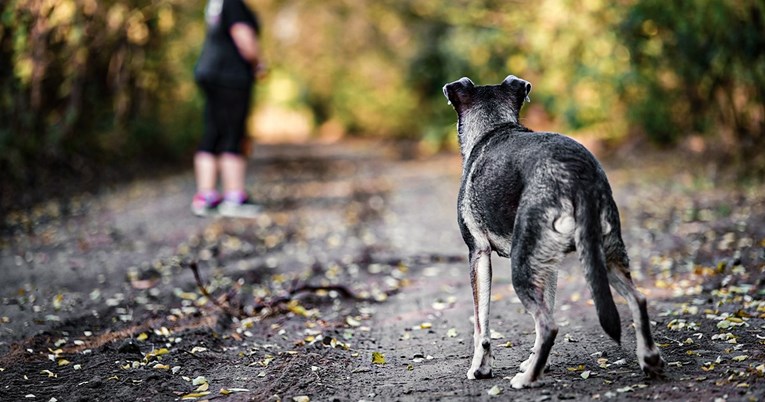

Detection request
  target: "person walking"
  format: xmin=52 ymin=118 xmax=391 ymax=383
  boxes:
xmin=192 ymin=0 xmax=264 ymax=217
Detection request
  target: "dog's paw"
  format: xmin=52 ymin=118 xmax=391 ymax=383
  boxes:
xmin=467 ymin=366 xmax=493 ymax=380
xmin=519 ymin=355 xmax=532 ymax=372
xmin=510 ymin=371 xmax=541 ymax=389
xmin=640 ymin=352 xmax=666 ymax=379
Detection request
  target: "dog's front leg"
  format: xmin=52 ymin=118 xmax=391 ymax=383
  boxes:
xmin=467 ymin=248 xmax=493 ymax=379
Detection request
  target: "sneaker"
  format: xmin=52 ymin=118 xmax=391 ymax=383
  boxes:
xmin=218 ymin=191 xmax=261 ymax=218
xmin=191 ymin=191 xmax=222 ymax=217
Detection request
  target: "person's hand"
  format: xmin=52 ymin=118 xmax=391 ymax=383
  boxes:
xmin=254 ymin=61 xmax=268 ymax=80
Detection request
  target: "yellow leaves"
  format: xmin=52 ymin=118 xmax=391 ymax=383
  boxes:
xmin=53 ymin=294 xmax=64 ymax=310
xmin=154 ymin=364 xmax=170 ymax=370
xmin=567 ymin=364 xmax=586 ymax=372
xmin=144 ymin=348 xmax=170 ymax=363
xmin=57 ymin=359 xmax=70 ymax=366
xmin=220 ymin=388 xmax=250 ymax=395
xmin=287 ymin=300 xmax=317 ymax=318
xmin=419 ymin=322 xmax=432 ymax=330
xmin=487 ymin=385 xmax=502 ymax=396
xmin=136 ymin=332 xmax=148 ymax=341
xmin=41 ymin=369 xmax=57 ymax=378
xmin=667 ymin=318 xmax=699 ymax=331
xmin=180 ymin=392 xmax=210 ymax=400
xmin=372 ymin=352 xmax=386 ymax=364
xmin=731 ymin=355 xmax=748 ymax=362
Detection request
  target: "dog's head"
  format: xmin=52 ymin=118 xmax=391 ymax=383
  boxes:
xmin=443 ymin=75 xmax=532 ymax=156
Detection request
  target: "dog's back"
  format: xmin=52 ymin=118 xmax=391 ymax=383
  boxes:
xmin=461 ymin=123 xmax=616 ymax=252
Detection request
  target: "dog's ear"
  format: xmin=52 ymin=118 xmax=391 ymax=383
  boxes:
xmin=502 ymin=75 xmax=532 ymax=104
xmin=443 ymin=77 xmax=475 ymax=111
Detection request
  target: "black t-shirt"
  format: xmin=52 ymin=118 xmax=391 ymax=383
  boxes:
xmin=194 ymin=0 xmax=260 ymax=88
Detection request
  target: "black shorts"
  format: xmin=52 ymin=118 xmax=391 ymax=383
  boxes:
xmin=198 ymin=83 xmax=252 ymax=155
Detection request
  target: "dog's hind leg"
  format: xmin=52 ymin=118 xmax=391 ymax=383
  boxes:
xmin=509 ymin=216 xmax=566 ymax=388
xmin=466 ymin=247 xmax=494 ymax=379
xmin=605 ymin=238 xmax=665 ymax=378
xmin=518 ymin=268 xmax=558 ymax=373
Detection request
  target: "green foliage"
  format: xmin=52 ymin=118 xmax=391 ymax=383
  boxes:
xmin=1 ymin=0 xmax=763 ymax=182
xmin=0 ymin=0 xmax=203 ymax=179
xmin=616 ymin=0 xmax=765 ymax=170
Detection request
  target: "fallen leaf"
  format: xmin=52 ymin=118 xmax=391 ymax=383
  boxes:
xmin=732 ymin=355 xmax=748 ymax=362
xmin=487 ymin=385 xmax=502 ymax=396
xmin=144 ymin=348 xmax=170 ymax=362
xmin=192 ymin=376 xmax=208 ymax=386
xmin=220 ymin=388 xmax=250 ymax=395
xmin=196 ymin=382 xmax=209 ymax=392
xmin=446 ymin=328 xmax=458 ymax=338
xmin=372 ymin=352 xmax=386 ymax=364
xmin=567 ymin=364 xmax=585 ymax=372
xmin=581 ymin=370 xmax=591 ymax=379
xmin=293 ymin=396 xmax=310 ymax=402
xmin=181 ymin=391 xmax=210 ymax=400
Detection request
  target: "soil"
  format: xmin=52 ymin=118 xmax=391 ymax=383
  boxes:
xmin=1 ymin=140 xmax=764 ymax=401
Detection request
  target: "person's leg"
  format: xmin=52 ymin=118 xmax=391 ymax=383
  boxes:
xmin=192 ymin=84 xmax=223 ymax=216
xmin=220 ymin=152 xmax=247 ymax=196
xmin=216 ymin=86 xmax=252 ymax=201
xmin=215 ymin=86 xmax=260 ymax=217
xmin=195 ymin=151 xmax=219 ymax=193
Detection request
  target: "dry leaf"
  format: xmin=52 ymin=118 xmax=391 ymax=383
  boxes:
xmin=487 ymin=385 xmax=502 ymax=396
xmin=372 ymin=352 xmax=386 ymax=364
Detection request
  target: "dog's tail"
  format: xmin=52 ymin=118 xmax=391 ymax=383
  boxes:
xmin=574 ymin=192 xmax=621 ymax=344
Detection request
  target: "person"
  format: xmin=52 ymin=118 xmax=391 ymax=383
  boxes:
xmin=192 ymin=0 xmax=264 ymax=217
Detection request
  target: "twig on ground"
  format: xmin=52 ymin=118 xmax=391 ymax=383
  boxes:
xmin=188 ymin=261 xmax=399 ymax=319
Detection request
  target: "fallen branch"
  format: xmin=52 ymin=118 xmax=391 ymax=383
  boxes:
xmin=188 ymin=261 xmax=245 ymax=318
xmin=187 ymin=261 xmax=398 ymax=319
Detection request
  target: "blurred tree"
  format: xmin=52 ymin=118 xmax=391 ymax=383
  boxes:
xmin=617 ymin=0 xmax=765 ymax=174
xmin=2 ymin=0 xmax=764 ymax=201
xmin=0 ymin=0 xmax=203 ymax=184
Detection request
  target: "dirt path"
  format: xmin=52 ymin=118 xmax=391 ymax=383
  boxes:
xmin=1 ymin=141 xmax=764 ymax=401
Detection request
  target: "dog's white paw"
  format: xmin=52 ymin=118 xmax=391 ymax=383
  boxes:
xmin=510 ymin=371 xmax=539 ymax=389
xmin=519 ymin=355 xmax=533 ymax=372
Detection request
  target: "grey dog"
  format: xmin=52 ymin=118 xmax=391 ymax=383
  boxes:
xmin=443 ymin=75 xmax=665 ymax=388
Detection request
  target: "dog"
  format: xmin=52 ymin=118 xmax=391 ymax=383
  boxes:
xmin=443 ymin=75 xmax=665 ymax=388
